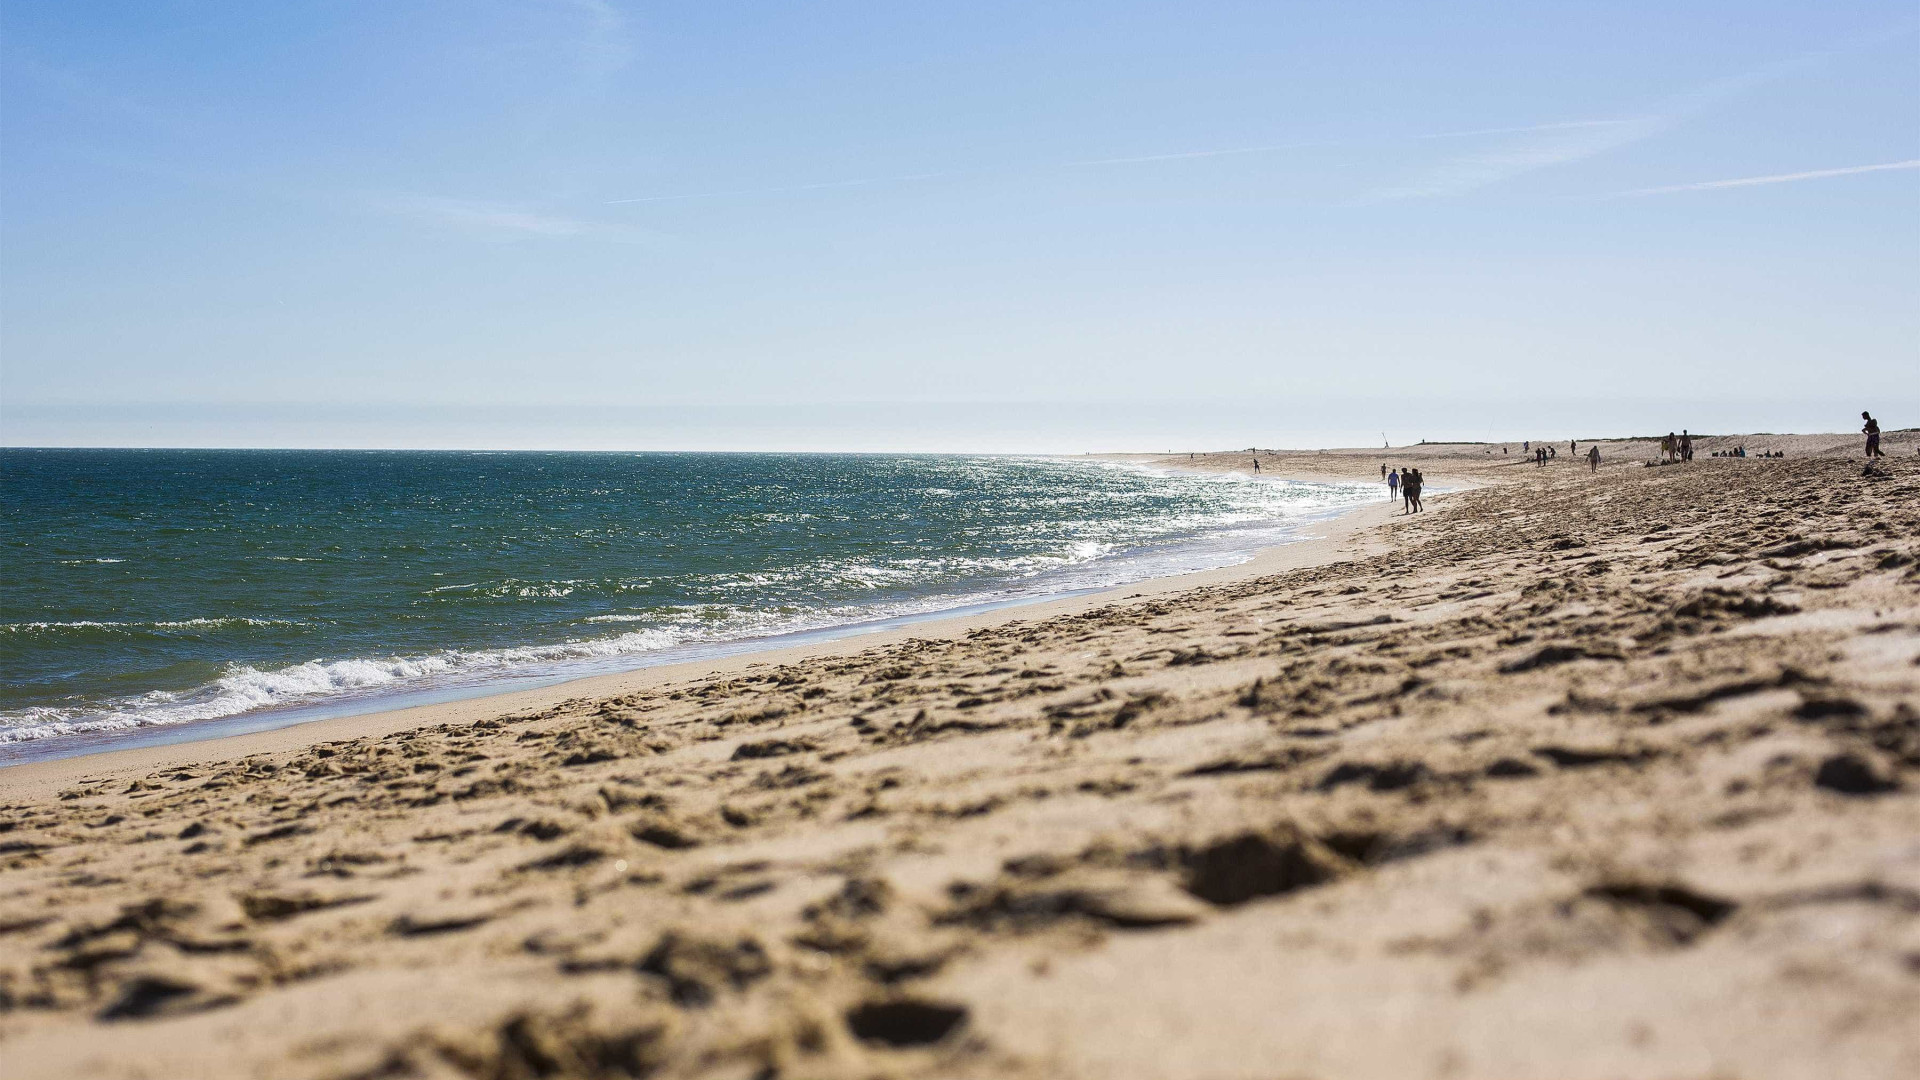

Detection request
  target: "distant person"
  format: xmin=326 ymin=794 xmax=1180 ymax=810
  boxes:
xmin=1523 ymin=440 xmax=1530 ymax=454
xmin=1251 ymin=456 xmax=1260 ymax=472
xmin=1548 ymin=445 xmax=1556 ymax=460
xmin=1862 ymin=411 xmax=1882 ymax=458
xmin=1587 ymin=444 xmax=1600 ymax=472
xmin=1681 ymin=429 xmax=1693 ymax=462
xmin=1387 ymin=467 xmax=1400 ymax=501
xmin=1405 ymin=468 xmax=1424 ymax=513
xmin=1570 ymin=439 xmax=1577 ymax=455
xmin=1380 ymin=464 xmax=1388 ymax=480
xmin=1660 ymin=432 xmax=1676 ymax=463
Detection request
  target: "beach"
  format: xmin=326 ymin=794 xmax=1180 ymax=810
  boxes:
xmin=3 ymin=433 xmax=1917 ymax=1079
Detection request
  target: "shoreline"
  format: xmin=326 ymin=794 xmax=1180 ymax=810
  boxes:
xmin=0 ymin=468 xmax=1413 ymax=796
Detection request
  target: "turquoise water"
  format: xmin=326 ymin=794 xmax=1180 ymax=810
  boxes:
xmin=1 ymin=450 xmax=1370 ymax=761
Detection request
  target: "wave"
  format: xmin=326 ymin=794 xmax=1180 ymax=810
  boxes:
xmin=0 ymin=624 xmax=700 ymax=743
xmin=2 ymin=617 xmax=299 ymax=635
xmin=423 ymin=579 xmax=581 ymax=599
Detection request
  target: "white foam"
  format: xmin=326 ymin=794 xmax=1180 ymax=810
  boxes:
xmin=2 ymin=617 xmax=295 ymax=634
xmin=0 ymin=623 xmax=701 ymax=743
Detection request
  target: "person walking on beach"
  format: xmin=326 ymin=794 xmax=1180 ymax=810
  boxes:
xmin=1387 ymin=468 xmax=1400 ymax=502
xmin=1681 ymin=430 xmax=1693 ymax=462
xmin=1404 ymin=468 xmax=1424 ymax=513
xmin=1862 ymin=412 xmax=1882 ymax=458
xmin=1587 ymin=444 xmax=1600 ymax=472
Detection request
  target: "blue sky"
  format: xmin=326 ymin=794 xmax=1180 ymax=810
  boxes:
xmin=2 ymin=1 xmax=1915 ymax=450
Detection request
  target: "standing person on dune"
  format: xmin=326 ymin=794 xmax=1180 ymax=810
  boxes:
xmin=1588 ymin=444 xmax=1600 ymax=472
xmin=1862 ymin=412 xmax=1882 ymax=458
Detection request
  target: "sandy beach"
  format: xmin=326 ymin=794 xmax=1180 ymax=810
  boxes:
xmin=3 ymin=431 xmax=1917 ymax=1080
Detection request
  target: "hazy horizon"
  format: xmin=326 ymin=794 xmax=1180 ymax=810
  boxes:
xmin=2 ymin=394 xmax=1902 ymax=454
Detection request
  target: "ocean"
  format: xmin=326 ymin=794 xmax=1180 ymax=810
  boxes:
xmin=0 ymin=450 xmax=1372 ymax=763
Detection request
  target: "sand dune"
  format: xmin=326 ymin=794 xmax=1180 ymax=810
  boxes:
xmin=2 ymin=437 xmax=1916 ymax=1079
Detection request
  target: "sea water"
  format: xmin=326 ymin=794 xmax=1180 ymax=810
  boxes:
xmin=0 ymin=450 xmax=1372 ymax=762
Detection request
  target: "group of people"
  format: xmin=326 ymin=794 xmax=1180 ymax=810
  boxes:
xmin=1512 ymin=439 xmax=1601 ymax=472
xmin=1656 ymin=413 xmax=1888 ymax=461
xmin=1382 ymin=465 xmax=1425 ymax=513
xmin=1658 ymin=430 xmax=1695 ymax=463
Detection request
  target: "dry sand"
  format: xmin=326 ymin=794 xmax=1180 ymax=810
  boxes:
xmin=2 ymin=432 xmax=1917 ymax=1080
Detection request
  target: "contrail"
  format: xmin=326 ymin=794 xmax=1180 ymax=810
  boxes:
xmin=1416 ymin=119 xmax=1639 ymax=140
xmin=1064 ymin=143 xmax=1320 ymax=167
xmin=603 ymin=128 xmax=1468 ymax=206
xmin=1364 ymin=25 xmax=1917 ymax=202
xmin=606 ymin=171 xmax=949 ymax=205
xmin=1615 ymin=159 xmax=1919 ymax=196
xmin=597 ymin=118 xmax=1736 ymax=207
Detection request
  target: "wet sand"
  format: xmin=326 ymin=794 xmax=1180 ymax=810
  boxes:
xmin=2 ymin=433 xmax=1916 ymax=1080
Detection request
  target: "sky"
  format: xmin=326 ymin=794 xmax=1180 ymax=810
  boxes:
xmin=1 ymin=1 xmax=1916 ymax=451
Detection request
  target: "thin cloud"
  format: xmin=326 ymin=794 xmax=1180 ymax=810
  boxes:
xmin=607 ymin=171 xmax=948 ymax=205
xmin=606 ymin=140 xmax=1344 ymax=205
xmin=552 ymin=0 xmax=631 ymax=83
xmin=1065 ymin=143 xmax=1318 ymax=166
xmin=600 ymin=120 xmax=1717 ymax=209
xmin=602 ymin=131 xmax=1512 ymax=206
xmin=1366 ymin=26 xmax=1914 ymax=202
xmin=603 ymin=148 xmax=1329 ymax=205
xmin=1369 ymin=118 xmax=1665 ymax=200
xmin=374 ymin=195 xmax=662 ymax=243
xmin=1614 ymin=160 xmax=1920 ymax=197
xmin=1416 ymin=119 xmax=1640 ymax=140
